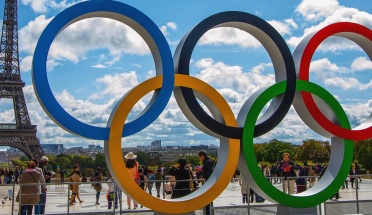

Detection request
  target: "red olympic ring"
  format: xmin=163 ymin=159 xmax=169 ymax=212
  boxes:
xmin=298 ymin=22 xmax=372 ymax=140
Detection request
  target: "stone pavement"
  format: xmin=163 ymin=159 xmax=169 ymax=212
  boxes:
xmin=1 ymin=178 xmax=372 ymax=214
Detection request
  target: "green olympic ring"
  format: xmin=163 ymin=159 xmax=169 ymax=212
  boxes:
xmin=241 ymin=80 xmax=353 ymax=208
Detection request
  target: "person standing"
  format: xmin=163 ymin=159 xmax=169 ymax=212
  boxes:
xmin=0 ymin=167 xmax=4 ymax=184
xmin=198 ymin=151 xmax=215 ymax=214
xmin=146 ymin=170 xmax=155 ymax=196
xmin=18 ymin=161 xmax=42 ymax=215
xmin=137 ymin=168 xmax=147 ymax=208
xmin=55 ymin=166 xmax=61 ymax=184
xmin=93 ymin=167 xmax=103 ymax=205
xmin=32 ymin=159 xmax=47 ymax=215
xmin=60 ymin=168 xmax=65 ymax=183
xmin=154 ymin=169 xmax=162 ymax=198
xmin=125 ymin=152 xmax=139 ymax=209
xmin=198 ymin=151 xmax=215 ymax=182
xmin=278 ymin=153 xmax=296 ymax=194
xmin=307 ymin=166 xmax=316 ymax=187
xmin=296 ymin=166 xmax=308 ymax=193
xmin=107 ymin=172 xmax=118 ymax=209
xmin=3 ymin=167 xmax=13 ymax=201
xmin=349 ymin=165 xmax=358 ymax=189
xmin=14 ymin=166 xmax=20 ymax=184
xmin=68 ymin=170 xmax=83 ymax=205
xmin=355 ymin=163 xmax=362 ymax=183
xmin=168 ymin=158 xmax=192 ymax=199
xmin=239 ymin=175 xmax=249 ymax=203
xmin=38 ymin=156 xmax=49 ymax=214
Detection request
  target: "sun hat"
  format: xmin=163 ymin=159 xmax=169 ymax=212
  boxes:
xmin=124 ymin=152 xmax=137 ymax=160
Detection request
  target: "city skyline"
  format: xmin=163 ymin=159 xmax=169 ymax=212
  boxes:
xmin=0 ymin=0 xmax=371 ymax=149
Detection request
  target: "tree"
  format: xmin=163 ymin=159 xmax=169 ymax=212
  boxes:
xmin=356 ymin=139 xmax=372 ymax=171
xmin=294 ymin=139 xmax=331 ymax=163
xmin=135 ymin=151 xmax=152 ymax=166
xmin=254 ymin=139 xmax=295 ymax=163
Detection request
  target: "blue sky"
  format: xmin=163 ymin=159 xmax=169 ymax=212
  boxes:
xmin=0 ymin=0 xmax=372 ymax=149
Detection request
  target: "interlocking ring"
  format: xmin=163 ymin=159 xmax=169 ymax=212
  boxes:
xmin=32 ymin=0 xmax=174 ymax=139
xmin=294 ymin=22 xmax=372 ymax=140
xmin=174 ymin=11 xmax=296 ymax=139
xmin=31 ymin=0 xmax=372 ymax=214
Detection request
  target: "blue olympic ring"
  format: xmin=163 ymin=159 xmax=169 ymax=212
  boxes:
xmin=32 ymin=0 xmax=174 ymax=139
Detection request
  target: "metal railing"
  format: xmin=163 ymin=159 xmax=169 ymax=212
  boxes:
xmin=0 ymin=174 xmax=371 ymax=214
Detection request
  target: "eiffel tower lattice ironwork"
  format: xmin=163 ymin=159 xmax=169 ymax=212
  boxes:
xmin=0 ymin=0 xmax=44 ymax=159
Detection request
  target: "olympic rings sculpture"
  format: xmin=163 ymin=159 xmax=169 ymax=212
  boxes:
xmin=31 ymin=0 xmax=372 ymax=214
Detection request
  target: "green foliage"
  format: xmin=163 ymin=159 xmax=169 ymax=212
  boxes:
xmin=20 ymin=155 xmax=29 ymax=161
xmin=293 ymin=139 xmax=331 ymax=163
xmin=254 ymin=139 xmax=295 ymax=163
xmin=356 ymin=139 xmax=372 ymax=171
xmin=10 ymin=159 xmax=27 ymax=167
xmin=135 ymin=151 xmax=152 ymax=166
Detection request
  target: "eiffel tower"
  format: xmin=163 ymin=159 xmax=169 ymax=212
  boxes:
xmin=0 ymin=0 xmax=44 ymax=159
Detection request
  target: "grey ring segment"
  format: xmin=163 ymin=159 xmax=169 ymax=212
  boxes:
xmin=293 ymin=31 xmax=372 ymax=138
xmin=174 ymin=11 xmax=296 ymax=139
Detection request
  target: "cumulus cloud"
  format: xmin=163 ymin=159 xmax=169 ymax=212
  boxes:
xmin=21 ymin=0 xmax=84 ymax=13
xmin=309 ymin=57 xmax=372 ymax=90
xmin=199 ymin=27 xmax=261 ymax=48
xmin=19 ymin=15 xmax=150 ymax=69
xmin=296 ymin=0 xmax=342 ymax=21
xmin=195 ymin=58 xmax=274 ymax=98
xmin=325 ymin=77 xmax=372 ymax=90
xmin=288 ymin=2 xmax=372 ymax=50
xmin=160 ymin=22 xmax=177 ymax=36
xmin=89 ymin=72 xmax=139 ymax=100
xmin=268 ymin=19 xmax=298 ymax=35
xmin=351 ymin=57 xmax=372 ymax=71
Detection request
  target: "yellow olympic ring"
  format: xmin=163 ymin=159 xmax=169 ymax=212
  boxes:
xmin=105 ymin=74 xmax=239 ymax=214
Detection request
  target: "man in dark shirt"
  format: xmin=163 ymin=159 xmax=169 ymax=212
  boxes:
xmin=198 ymin=151 xmax=215 ymax=215
xmin=198 ymin=151 xmax=215 ymax=181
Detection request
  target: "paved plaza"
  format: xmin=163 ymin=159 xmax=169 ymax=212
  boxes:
xmin=1 ymin=178 xmax=372 ymax=214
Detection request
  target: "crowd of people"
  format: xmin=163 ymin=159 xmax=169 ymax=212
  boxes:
xmin=0 ymin=151 xmax=367 ymax=213
xmin=237 ymin=153 xmax=364 ymax=203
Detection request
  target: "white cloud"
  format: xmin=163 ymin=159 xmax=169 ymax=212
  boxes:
xmin=308 ymin=58 xmax=372 ymax=90
xmin=288 ymin=4 xmax=372 ymax=50
xmin=20 ymin=56 xmax=33 ymax=72
xmin=325 ymin=77 xmax=372 ymax=90
xmin=19 ymin=15 xmax=53 ymax=54
xmin=19 ymin=16 xmax=150 ymax=66
xmin=296 ymin=0 xmax=342 ymax=21
xmin=160 ymin=22 xmax=177 ymax=36
xmin=89 ymin=72 xmax=139 ymax=100
xmin=309 ymin=58 xmax=349 ymax=80
xmin=90 ymin=64 xmax=107 ymax=69
xmin=21 ymin=0 xmax=84 ymax=13
xmin=351 ymin=57 xmax=372 ymax=71
xmin=268 ymin=19 xmax=298 ymax=35
xmin=199 ymin=27 xmax=261 ymax=48
xmin=194 ymin=58 xmax=275 ymax=115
